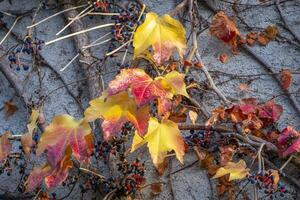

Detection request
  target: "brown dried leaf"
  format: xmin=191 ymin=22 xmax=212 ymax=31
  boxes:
xmin=264 ymin=25 xmax=278 ymax=40
xmin=280 ymin=69 xmax=292 ymax=90
xmin=0 ymin=132 xmax=11 ymax=162
xmin=4 ymin=101 xmax=18 ymax=119
xmin=257 ymin=34 xmax=270 ymax=46
xmin=246 ymin=38 xmax=256 ymax=46
xmin=151 ymin=183 xmax=163 ymax=195
xmin=219 ymin=53 xmax=228 ymax=63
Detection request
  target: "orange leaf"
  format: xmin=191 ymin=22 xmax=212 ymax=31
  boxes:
xmin=280 ymin=69 xmax=292 ymax=90
xmin=257 ymin=34 xmax=270 ymax=46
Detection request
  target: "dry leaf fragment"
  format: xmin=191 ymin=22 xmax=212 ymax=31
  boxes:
xmin=151 ymin=183 xmax=163 ymax=195
xmin=4 ymin=101 xmax=18 ymax=119
xmin=21 ymin=109 xmax=39 ymax=156
xmin=219 ymin=53 xmax=228 ymax=63
xmin=212 ymin=160 xmax=250 ymax=181
xmin=264 ymin=25 xmax=278 ymax=40
xmin=188 ymin=110 xmax=198 ymax=124
xmin=239 ymin=83 xmax=249 ymax=91
xmin=280 ymin=68 xmax=292 ymax=90
xmin=257 ymin=34 xmax=270 ymax=46
xmin=210 ymin=11 xmax=240 ymax=51
xmin=0 ymin=132 xmax=11 ymax=162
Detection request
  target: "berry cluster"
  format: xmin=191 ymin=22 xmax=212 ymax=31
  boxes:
xmin=8 ymin=37 xmax=44 ymax=71
xmin=185 ymin=130 xmax=212 ymax=149
xmin=94 ymin=123 xmax=132 ymax=161
xmin=247 ymin=171 xmax=287 ymax=199
xmin=92 ymin=0 xmax=110 ymax=12
xmin=111 ymin=2 xmax=142 ymax=43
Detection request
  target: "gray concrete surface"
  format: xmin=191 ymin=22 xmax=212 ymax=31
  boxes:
xmin=0 ymin=0 xmax=299 ymax=199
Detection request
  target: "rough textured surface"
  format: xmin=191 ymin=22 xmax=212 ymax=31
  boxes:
xmin=0 ymin=0 xmax=299 ymax=199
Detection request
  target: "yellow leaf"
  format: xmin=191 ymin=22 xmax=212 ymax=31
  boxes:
xmin=161 ymin=71 xmax=189 ymax=98
xmin=21 ymin=109 xmax=40 ymax=156
xmin=133 ymin=12 xmax=186 ymax=65
xmin=131 ymin=117 xmax=185 ymax=169
xmin=212 ymin=160 xmax=249 ymax=181
xmin=188 ymin=110 xmax=198 ymax=124
xmin=84 ymin=91 xmax=149 ymax=139
xmin=27 ymin=109 xmax=39 ymax=135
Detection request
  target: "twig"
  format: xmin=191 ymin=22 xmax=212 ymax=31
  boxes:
xmin=56 ymin=4 xmax=93 ymax=36
xmin=61 ymin=0 xmax=104 ymax=99
xmin=279 ymin=155 xmax=295 ymax=173
xmin=45 ymin=22 xmax=116 ymax=46
xmin=275 ymin=0 xmax=300 ymax=44
xmin=169 ymin=0 xmax=189 ymax=17
xmin=0 ymin=16 xmax=21 ymax=45
xmin=26 ymin=4 xmax=87 ymax=28
xmin=79 ymin=167 xmax=106 ymax=179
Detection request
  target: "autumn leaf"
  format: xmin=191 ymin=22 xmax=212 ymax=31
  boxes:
xmin=107 ymin=69 xmax=188 ymax=107
xmin=210 ymin=11 xmax=240 ymax=51
xmin=188 ymin=110 xmax=198 ymax=124
xmin=26 ymin=146 xmax=73 ymax=192
xmin=257 ymin=34 xmax=270 ymax=46
xmin=278 ymin=126 xmax=300 ymax=157
xmin=219 ymin=54 xmax=228 ymax=63
xmin=0 ymin=132 xmax=11 ymax=162
xmin=84 ymin=91 xmax=149 ymax=139
xmin=219 ymin=146 xmax=235 ymax=166
xmin=212 ymin=160 xmax=249 ymax=181
xmin=37 ymin=114 xmax=93 ymax=167
xmin=108 ymin=68 xmax=169 ymax=105
xmin=280 ymin=68 xmax=292 ymax=90
xmin=151 ymin=182 xmax=163 ymax=195
xmin=206 ymin=106 xmax=225 ymax=127
xmin=264 ymin=25 xmax=278 ymax=40
xmin=21 ymin=109 xmax=39 ymax=156
xmin=133 ymin=12 xmax=186 ymax=65
xmin=4 ymin=101 xmax=18 ymax=119
xmin=131 ymin=117 xmax=185 ymax=170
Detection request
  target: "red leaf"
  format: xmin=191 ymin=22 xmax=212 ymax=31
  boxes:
xmin=219 ymin=54 xmax=228 ymax=63
xmin=108 ymin=68 xmax=167 ymax=105
xmin=278 ymin=126 xmax=300 ymax=157
xmin=258 ymin=100 xmax=283 ymax=124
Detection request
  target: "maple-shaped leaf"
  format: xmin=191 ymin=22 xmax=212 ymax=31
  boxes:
xmin=37 ymin=115 xmax=93 ymax=167
xmin=21 ymin=109 xmax=39 ymax=156
xmin=84 ymin=91 xmax=149 ymax=139
xmin=26 ymin=147 xmax=73 ymax=192
xmin=160 ymin=71 xmax=189 ymax=98
xmin=108 ymin=69 xmax=188 ymax=107
xmin=133 ymin=12 xmax=186 ymax=65
xmin=210 ymin=11 xmax=240 ymax=51
xmin=278 ymin=126 xmax=300 ymax=157
xmin=0 ymin=132 xmax=11 ymax=162
xmin=108 ymin=68 xmax=169 ymax=105
xmin=212 ymin=160 xmax=250 ymax=181
xmin=131 ymin=117 xmax=185 ymax=170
